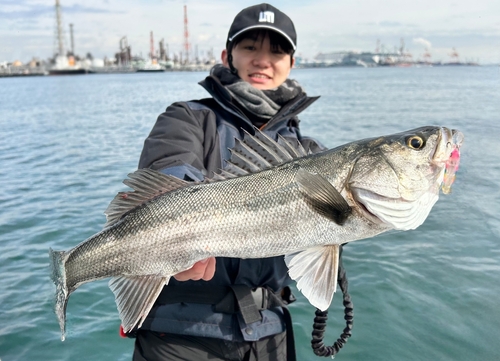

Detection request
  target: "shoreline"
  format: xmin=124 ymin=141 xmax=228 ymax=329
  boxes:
xmin=0 ymin=62 xmax=488 ymax=79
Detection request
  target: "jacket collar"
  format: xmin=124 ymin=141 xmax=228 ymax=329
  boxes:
xmin=199 ymin=75 xmax=320 ymax=131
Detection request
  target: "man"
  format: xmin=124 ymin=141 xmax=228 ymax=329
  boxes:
xmin=133 ymin=4 xmax=323 ymax=360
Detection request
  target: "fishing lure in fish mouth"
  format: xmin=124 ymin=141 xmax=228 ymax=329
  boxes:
xmin=442 ymin=148 xmax=460 ymax=194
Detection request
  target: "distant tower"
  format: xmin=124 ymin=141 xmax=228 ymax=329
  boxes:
xmin=117 ymin=36 xmax=131 ymax=65
xmin=423 ymin=48 xmax=432 ymax=64
xmin=69 ymin=23 xmax=74 ymax=55
xmin=183 ymin=5 xmax=191 ymax=63
xmin=159 ymin=39 xmax=170 ymax=61
xmin=399 ymin=38 xmax=405 ymax=55
xmin=159 ymin=38 xmax=165 ymax=61
xmin=449 ymin=47 xmax=459 ymax=63
xmin=150 ymin=31 xmax=155 ymax=60
xmin=55 ymin=0 xmax=64 ymax=57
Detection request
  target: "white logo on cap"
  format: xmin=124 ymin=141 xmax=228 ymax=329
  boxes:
xmin=259 ymin=11 xmax=274 ymax=23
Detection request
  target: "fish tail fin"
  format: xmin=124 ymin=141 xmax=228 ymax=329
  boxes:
xmin=49 ymin=248 xmax=70 ymax=341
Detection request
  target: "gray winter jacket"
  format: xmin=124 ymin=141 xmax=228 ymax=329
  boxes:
xmin=137 ymin=73 xmax=323 ymax=341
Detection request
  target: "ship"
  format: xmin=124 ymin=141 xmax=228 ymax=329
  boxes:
xmin=49 ymin=55 xmax=91 ymax=75
xmin=136 ymin=59 xmax=165 ymax=73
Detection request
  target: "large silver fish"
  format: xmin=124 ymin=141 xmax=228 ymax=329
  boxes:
xmin=50 ymin=126 xmax=463 ymax=341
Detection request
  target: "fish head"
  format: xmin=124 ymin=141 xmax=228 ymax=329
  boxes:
xmin=348 ymin=126 xmax=464 ymax=230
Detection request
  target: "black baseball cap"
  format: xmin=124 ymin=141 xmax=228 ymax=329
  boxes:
xmin=227 ymin=3 xmax=297 ymax=50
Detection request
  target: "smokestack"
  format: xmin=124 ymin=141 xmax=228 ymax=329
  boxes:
xmin=69 ymin=23 xmax=74 ymax=55
xmin=183 ymin=5 xmax=190 ymax=63
xmin=150 ymin=31 xmax=155 ymax=60
xmin=55 ymin=0 xmax=64 ymax=56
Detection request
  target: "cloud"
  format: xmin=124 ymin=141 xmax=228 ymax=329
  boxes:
xmin=379 ymin=21 xmax=403 ymax=27
xmin=0 ymin=2 xmax=117 ymax=20
xmin=62 ymin=4 xmax=119 ymax=15
xmin=413 ymin=37 xmax=432 ymax=49
xmin=0 ymin=5 xmax=52 ymax=19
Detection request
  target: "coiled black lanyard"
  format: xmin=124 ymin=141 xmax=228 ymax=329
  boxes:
xmin=311 ymin=245 xmax=354 ymax=358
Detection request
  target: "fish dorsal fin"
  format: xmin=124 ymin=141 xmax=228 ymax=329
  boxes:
xmin=222 ymin=161 xmax=249 ymax=177
xmin=218 ymin=169 xmax=239 ymax=179
xmin=109 ymin=275 xmax=170 ymax=333
xmin=104 ymin=169 xmax=189 ymax=227
xmin=278 ymin=134 xmax=308 ymax=158
xmin=223 ymin=127 xmax=304 ymax=177
xmin=240 ymin=128 xmax=291 ymax=165
xmin=208 ymin=172 xmax=228 ymax=181
xmin=228 ymin=142 xmax=267 ymax=173
xmin=295 ymin=169 xmax=352 ymax=225
xmin=285 ymin=245 xmax=340 ymax=311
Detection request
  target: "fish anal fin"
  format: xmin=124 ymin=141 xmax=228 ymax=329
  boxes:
xmin=109 ymin=274 xmax=170 ymax=333
xmin=295 ymin=169 xmax=352 ymax=225
xmin=285 ymin=245 xmax=340 ymax=311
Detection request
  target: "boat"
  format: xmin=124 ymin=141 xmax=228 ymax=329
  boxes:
xmin=49 ymin=55 xmax=91 ymax=75
xmin=136 ymin=60 xmax=165 ymax=72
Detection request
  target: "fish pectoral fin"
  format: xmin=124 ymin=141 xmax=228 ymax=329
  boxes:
xmin=109 ymin=274 xmax=170 ymax=333
xmin=285 ymin=245 xmax=340 ymax=311
xmin=295 ymin=169 xmax=352 ymax=225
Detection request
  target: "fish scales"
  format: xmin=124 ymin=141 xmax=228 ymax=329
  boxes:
xmin=50 ymin=126 xmax=464 ymax=340
xmin=66 ymin=158 xmax=353 ymax=282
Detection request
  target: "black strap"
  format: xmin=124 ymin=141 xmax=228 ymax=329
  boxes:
xmin=276 ymin=295 xmax=296 ymax=361
xmin=230 ymin=285 xmax=262 ymax=324
xmin=252 ymin=288 xmax=296 ymax=361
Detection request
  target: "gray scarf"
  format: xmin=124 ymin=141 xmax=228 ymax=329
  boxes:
xmin=210 ymin=64 xmax=304 ymax=120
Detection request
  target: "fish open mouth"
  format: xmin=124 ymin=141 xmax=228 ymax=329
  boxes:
xmin=432 ymin=128 xmax=464 ymax=194
xmin=432 ymin=128 xmax=464 ymax=164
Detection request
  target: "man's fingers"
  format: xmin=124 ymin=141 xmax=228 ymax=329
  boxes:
xmin=201 ymin=257 xmax=216 ymax=281
xmin=173 ymin=257 xmax=216 ymax=281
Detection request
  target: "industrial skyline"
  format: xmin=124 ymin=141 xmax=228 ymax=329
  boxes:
xmin=1 ymin=0 xmax=499 ymax=64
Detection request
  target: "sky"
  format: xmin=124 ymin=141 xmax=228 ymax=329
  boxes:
xmin=1 ymin=0 xmax=499 ymax=64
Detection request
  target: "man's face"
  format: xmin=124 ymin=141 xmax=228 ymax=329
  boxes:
xmin=222 ymin=33 xmax=294 ymax=90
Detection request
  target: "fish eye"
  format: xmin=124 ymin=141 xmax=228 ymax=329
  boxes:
xmin=406 ymin=135 xmax=425 ymax=149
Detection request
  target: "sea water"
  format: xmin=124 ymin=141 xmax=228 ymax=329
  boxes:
xmin=0 ymin=66 xmax=499 ymax=361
